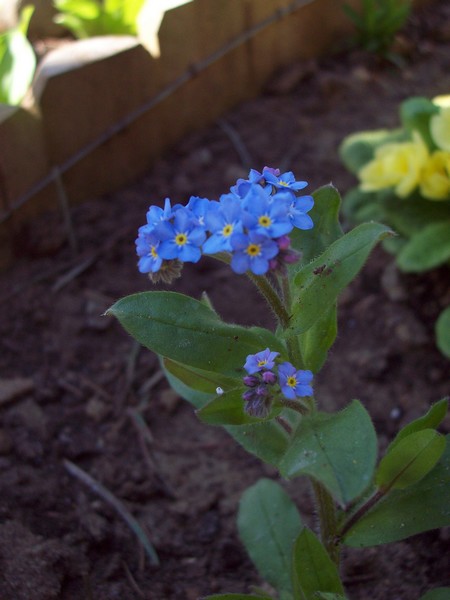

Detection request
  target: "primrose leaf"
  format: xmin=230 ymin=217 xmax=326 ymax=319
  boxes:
xmin=400 ymin=96 xmax=440 ymax=149
xmin=343 ymin=436 xmax=450 ymax=546
xmin=289 ymin=223 xmax=393 ymax=335
xmin=436 ymin=306 xmax=450 ymax=358
xmin=238 ymin=479 xmax=303 ymax=596
xmin=388 ymin=398 xmax=448 ymax=451
xmin=375 ymin=429 xmax=446 ymax=492
xmin=396 ymin=221 xmax=450 ymax=273
xmin=279 ymin=400 xmax=377 ymax=505
xmin=107 ymin=291 xmax=285 ymax=378
xmin=291 ymin=528 xmax=345 ymax=600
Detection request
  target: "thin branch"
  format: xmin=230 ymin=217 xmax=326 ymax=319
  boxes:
xmin=64 ymin=459 xmax=160 ymax=566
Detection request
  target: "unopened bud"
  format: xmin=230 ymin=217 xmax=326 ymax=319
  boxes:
xmin=243 ymin=375 xmax=259 ymax=387
xmin=262 ymin=371 xmax=276 ymax=384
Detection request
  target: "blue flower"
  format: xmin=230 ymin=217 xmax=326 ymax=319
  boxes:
xmin=244 ymin=348 xmax=279 ymax=374
xmin=230 ymin=230 xmax=279 ymax=275
xmin=135 ymin=227 xmax=163 ymax=274
xmin=278 ymin=362 xmax=313 ymax=399
xmin=287 ymin=194 xmax=314 ymax=230
xmin=145 ymin=197 xmax=174 ymax=230
xmin=263 ymin=170 xmax=308 ymax=193
xmin=156 ymin=208 xmax=206 ymax=263
xmin=241 ymin=184 xmax=292 ymax=238
xmin=186 ymin=196 xmax=212 ymax=227
xmin=203 ymin=194 xmax=243 ymax=254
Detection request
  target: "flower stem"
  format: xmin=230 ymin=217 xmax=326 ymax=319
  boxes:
xmin=337 ymin=489 xmax=385 ymax=542
xmin=247 ymin=273 xmax=291 ymax=328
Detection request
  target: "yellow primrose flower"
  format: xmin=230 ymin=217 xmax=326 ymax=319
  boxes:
xmin=430 ymin=105 xmax=450 ymax=152
xmin=419 ymin=150 xmax=450 ymax=200
xmin=358 ymin=133 xmax=428 ymax=198
xmin=432 ymin=95 xmax=450 ymax=108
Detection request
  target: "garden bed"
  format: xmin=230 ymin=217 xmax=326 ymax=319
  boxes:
xmin=0 ymin=1 xmax=449 ymax=598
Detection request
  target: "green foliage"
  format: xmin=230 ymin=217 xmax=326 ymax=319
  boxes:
xmin=339 ymin=95 xmax=450 ymax=358
xmin=419 ymin=589 xmax=450 ymax=600
xmin=53 ymin=0 xmax=146 ymax=38
xmin=436 ymin=306 xmax=450 ymax=358
xmin=279 ymin=400 xmax=377 ymax=505
xmin=291 ymin=528 xmax=345 ymax=599
xmin=107 ymin=291 xmax=286 ymax=379
xmin=289 ymin=222 xmax=393 ymax=336
xmin=343 ymin=0 xmax=411 ymax=59
xmin=388 ymin=398 xmax=448 ymax=450
xmin=375 ymin=429 xmax=446 ymax=491
xmin=343 ymin=435 xmax=450 ymax=546
xmin=237 ymin=479 xmax=303 ymax=596
xmin=0 ymin=5 xmax=36 ymax=105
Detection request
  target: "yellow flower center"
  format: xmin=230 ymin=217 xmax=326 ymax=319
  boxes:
xmin=175 ymin=233 xmax=188 ymax=246
xmin=279 ymin=180 xmax=289 ymax=187
xmin=222 ymin=224 xmax=233 ymax=237
xmin=287 ymin=376 xmax=297 ymax=388
xmin=258 ymin=215 xmax=272 ymax=228
xmin=150 ymin=246 xmax=158 ymax=259
xmin=246 ymin=243 xmax=261 ymax=257
xmin=257 ymin=359 xmax=267 ymax=367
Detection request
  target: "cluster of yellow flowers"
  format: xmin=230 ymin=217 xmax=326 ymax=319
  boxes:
xmin=358 ymin=96 xmax=450 ymax=201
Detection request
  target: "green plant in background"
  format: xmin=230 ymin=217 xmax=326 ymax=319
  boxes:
xmin=343 ymin=0 xmax=411 ymax=61
xmin=107 ymin=167 xmax=450 ymax=599
xmin=339 ymin=95 xmax=450 ymax=358
xmin=0 ymin=5 xmax=35 ymax=105
xmin=53 ymin=0 xmax=146 ymax=38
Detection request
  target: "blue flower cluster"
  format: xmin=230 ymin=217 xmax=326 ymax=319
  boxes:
xmin=242 ymin=348 xmax=313 ymax=418
xmin=136 ymin=167 xmax=314 ymax=279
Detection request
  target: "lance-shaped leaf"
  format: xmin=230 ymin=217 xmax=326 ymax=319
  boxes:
xmin=291 ymin=528 xmax=345 ymax=600
xmin=197 ymin=388 xmax=282 ymax=426
xmin=298 ymin=303 xmax=337 ymax=373
xmin=388 ymin=398 xmax=448 ymax=451
xmin=203 ymin=595 xmax=274 ymax=600
xmin=397 ymin=221 xmax=450 ymax=273
xmin=436 ymin=306 xmax=450 ymax=358
xmin=420 ymin=589 xmax=450 ymax=600
xmin=316 ymin=594 xmax=348 ymax=600
xmin=163 ymin=358 xmax=239 ymax=396
xmin=107 ymin=291 xmax=285 ymax=377
xmin=289 ymin=223 xmax=393 ymax=335
xmin=162 ymin=358 xmax=289 ymax=466
xmin=279 ymin=400 xmax=377 ymax=505
xmin=375 ymin=429 xmax=446 ymax=492
xmin=238 ymin=479 xmax=303 ymax=596
xmin=289 ymin=185 xmax=343 ymax=266
xmin=343 ymin=436 xmax=450 ymax=546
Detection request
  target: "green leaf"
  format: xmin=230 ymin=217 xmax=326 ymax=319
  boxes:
xmin=339 ymin=128 xmax=406 ymax=174
xmin=163 ymin=358 xmax=239 ymax=395
xmin=225 ymin=421 xmax=290 ymax=467
xmin=298 ymin=304 xmax=337 ymax=373
xmin=279 ymin=400 xmax=377 ymax=505
xmin=342 ymin=188 xmax=386 ymax=225
xmin=344 ymin=435 xmax=450 ymax=546
xmin=400 ymin=96 xmax=440 ymax=149
xmin=289 ymin=185 xmax=343 ymax=266
xmin=316 ymin=594 xmax=348 ymax=600
xmin=436 ymin=306 xmax=450 ymax=358
xmin=291 ymin=528 xmax=345 ymax=600
xmin=0 ymin=6 xmax=36 ymax=105
xmin=382 ymin=195 xmax=450 ymax=238
xmin=376 ymin=429 xmax=446 ymax=491
xmin=289 ymin=223 xmax=393 ymax=335
xmin=389 ymin=398 xmax=448 ymax=451
xmin=237 ymin=479 xmax=303 ymax=596
xmin=396 ymin=221 xmax=450 ymax=273
xmin=107 ymin=291 xmax=285 ymax=378
xmin=197 ymin=388 xmax=282 ymax=426
xmin=202 ymin=595 xmax=274 ymax=600
xmin=420 ymin=588 xmax=450 ymax=600
xmin=161 ymin=358 xmax=214 ymax=409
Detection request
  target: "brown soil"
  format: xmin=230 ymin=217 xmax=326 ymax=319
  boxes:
xmin=1 ymin=3 xmax=450 ymax=599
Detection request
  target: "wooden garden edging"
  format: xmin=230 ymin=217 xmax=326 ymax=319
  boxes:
xmin=0 ymin=0 xmax=427 ymax=268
